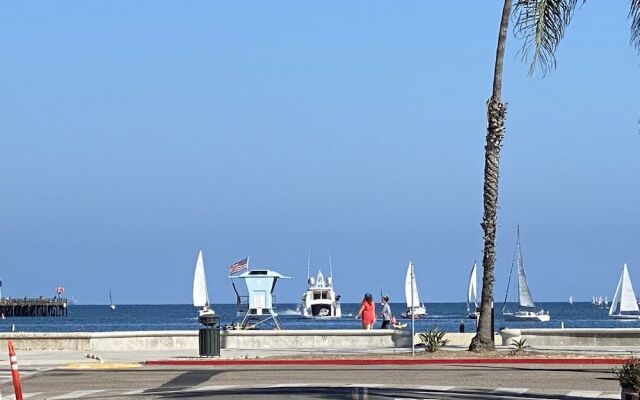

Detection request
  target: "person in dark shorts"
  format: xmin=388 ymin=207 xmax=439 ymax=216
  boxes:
xmin=380 ymin=295 xmax=392 ymax=329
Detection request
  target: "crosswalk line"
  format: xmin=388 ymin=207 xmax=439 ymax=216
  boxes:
xmin=565 ymin=391 xmax=603 ymax=398
xmin=48 ymin=389 xmax=106 ymax=399
xmin=493 ymin=387 xmax=529 ymax=394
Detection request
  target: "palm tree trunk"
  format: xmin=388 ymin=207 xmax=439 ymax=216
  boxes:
xmin=469 ymin=0 xmax=512 ymax=352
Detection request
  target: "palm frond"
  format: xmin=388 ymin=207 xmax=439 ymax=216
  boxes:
xmin=631 ymin=0 xmax=640 ymax=52
xmin=513 ymin=0 xmax=581 ymax=76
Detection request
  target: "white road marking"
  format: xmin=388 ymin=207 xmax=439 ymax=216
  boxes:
xmin=4 ymin=393 xmax=43 ymax=400
xmin=269 ymin=383 xmax=312 ymax=388
xmin=121 ymin=388 xmax=148 ymax=395
xmin=565 ymin=391 xmax=603 ymax=398
xmin=191 ymin=385 xmax=241 ymax=391
xmin=48 ymin=389 xmax=106 ymax=399
xmin=597 ymin=393 xmax=621 ymax=399
xmin=493 ymin=387 xmax=529 ymax=394
xmin=418 ymin=385 xmax=455 ymax=391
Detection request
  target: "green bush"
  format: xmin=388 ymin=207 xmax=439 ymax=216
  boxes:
xmin=418 ymin=326 xmax=450 ymax=353
xmin=614 ymin=357 xmax=640 ymax=389
xmin=509 ymin=338 xmax=530 ymax=355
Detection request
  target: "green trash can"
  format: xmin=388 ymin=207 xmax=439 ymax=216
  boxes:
xmin=198 ymin=315 xmax=220 ymax=357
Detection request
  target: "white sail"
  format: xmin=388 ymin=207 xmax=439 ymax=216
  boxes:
xmin=467 ymin=261 xmax=477 ymax=310
xmin=192 ymin=250 xmax=209 ymax=308
xmin=514 ymin=228 xmax=535 ymax=308
xmin=609 ymin=263 xmax=639 ymax=315
xmin=404 ymin=262 xmax=420 ymax=308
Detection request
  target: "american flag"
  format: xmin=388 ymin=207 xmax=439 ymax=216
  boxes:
xmin=228 ymin=258 xmax=248 ymax=275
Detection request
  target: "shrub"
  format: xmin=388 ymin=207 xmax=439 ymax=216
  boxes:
xmin=418 ymin=326 xmax=449 ymax=353
xmin=614 ymin=357 xmax=640 ymax=390
xmin=509 ymin=338 xmax=530 ymax=355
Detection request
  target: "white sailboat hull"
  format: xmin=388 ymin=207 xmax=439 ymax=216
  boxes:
xmin=609 ymin=314 xmax=640 ymax=320
xmin=400 ymin=305 xmax=427 ymax=319
xmin=503 ymin=310 xmax=550 ymax=322
xmin=198 ymin=308 xmax=216 ymax=318
xmin=467 ymin=311 xmax=478 ymax=319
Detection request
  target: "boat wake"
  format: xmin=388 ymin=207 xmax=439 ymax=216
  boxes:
xmin=278 ymin=308 xmax=301 ymax=316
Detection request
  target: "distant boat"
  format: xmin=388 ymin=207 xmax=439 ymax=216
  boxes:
xmin=608 ymin=263 xmax=640 ymax=319
xmin=400 ymin=261 xmax=427 ymax=319
xmin=299 ymin=254 xmax=341 ymax=319
xmin=193 ymin=250 xmax=215 ymax=318
xmin=502 ymin=226 xmax=550 ymax=322
xmin=568 ymin=296 xmax=573 ymax=305
xmin=109 ymin=290 xmax=116 ymax=310
xmin=466 ymin=261 xmax=478 ymax=319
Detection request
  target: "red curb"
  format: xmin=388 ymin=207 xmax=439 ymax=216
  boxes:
xmin=145 ymin=358 xmax=628 ymax=366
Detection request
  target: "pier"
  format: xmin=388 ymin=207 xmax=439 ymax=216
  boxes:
xmin=0 ymin=297 xmax=68 ymax=317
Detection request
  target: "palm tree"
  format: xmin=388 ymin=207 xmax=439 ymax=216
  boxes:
xmin=470 ymin=0 xmax=640 ymax=352
xmin=468 ymin=0 xmax=513 ymax=352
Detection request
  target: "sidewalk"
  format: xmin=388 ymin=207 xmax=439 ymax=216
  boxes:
xmin=2 ymin=344 xmax=640 ymax=370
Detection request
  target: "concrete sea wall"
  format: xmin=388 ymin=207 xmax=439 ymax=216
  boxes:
xmin=2 ymin=328 xmax=636 ymax=352
xmin=500 ymin=328 xmax=640 ymax=347
xmin=0 ymin=329 xmax=412 ymax=352
xmin=221 ymin=329 xmax=411 ymax=349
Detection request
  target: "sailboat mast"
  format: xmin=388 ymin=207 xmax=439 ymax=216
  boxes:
xmin=410 ymin=261 xmax=415 ymax=357
xmin=307 ymin=251 xmax=311 ymax=281
xmin=502 ymin=249 xmax=515 ymax=312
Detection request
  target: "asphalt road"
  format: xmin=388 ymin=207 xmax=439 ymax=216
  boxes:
xmin=0 ymin=363 xmax=623 ymax=399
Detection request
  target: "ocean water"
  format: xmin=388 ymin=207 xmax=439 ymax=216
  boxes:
xmin=0 ymin=302 xmax=635 ymax=333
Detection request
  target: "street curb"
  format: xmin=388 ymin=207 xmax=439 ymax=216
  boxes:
xmin=145 ymin=357 xmax=629 ymax=366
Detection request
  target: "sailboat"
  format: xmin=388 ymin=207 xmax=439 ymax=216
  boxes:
xmin=193 ymin=250 xmax=215 ymax=318
xmin=109 ymin=290 xmax=116 ymax=310
xmin=466 ymin=261 xmax=478 ymax=319
xmin=568 ymin=296 xmax=573 ymax=305
xmin=608 ymin=263 xmax=640 ymax=319
xmin=502 ymin=227 xmax=550 ymax=322
xmin=400 ymin=261 xmax=427 ymax=318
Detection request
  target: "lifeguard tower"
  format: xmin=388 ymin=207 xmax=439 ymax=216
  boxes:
xmin=230 ymin=269 xmax=291 ymax=330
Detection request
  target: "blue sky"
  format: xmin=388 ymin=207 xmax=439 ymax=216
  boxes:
xmin=1 ymin=2 xmax=639 ymax=305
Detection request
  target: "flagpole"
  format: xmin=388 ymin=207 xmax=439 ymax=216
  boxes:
xmin=411 ymin=261 xmax=415 ymax=357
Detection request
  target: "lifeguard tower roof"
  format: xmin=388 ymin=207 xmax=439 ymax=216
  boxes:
xmin=229 ymin=269 xmax=291 ymax=280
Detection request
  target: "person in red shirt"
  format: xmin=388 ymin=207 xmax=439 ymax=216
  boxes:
xmin=356 ymin=293 xmax=376 ymax=329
